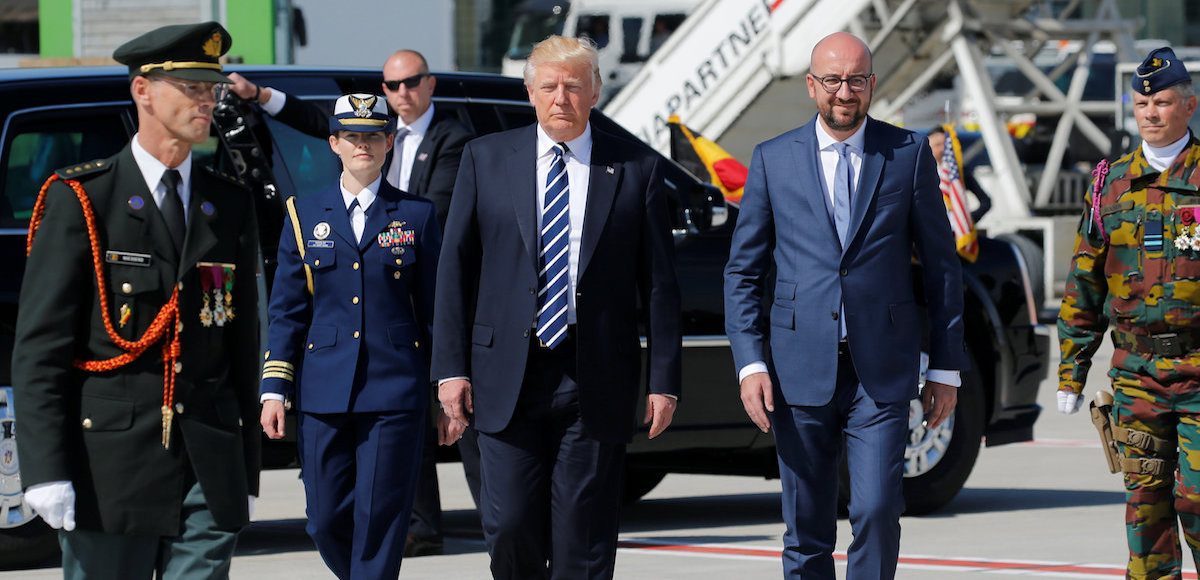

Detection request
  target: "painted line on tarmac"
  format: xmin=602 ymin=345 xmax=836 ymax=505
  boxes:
xmin=616 ymin=539 xmax=1197 ymax=578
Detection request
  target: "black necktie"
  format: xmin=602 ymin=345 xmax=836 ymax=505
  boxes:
xmin=160 ymin=169 xmax=186 ymax=254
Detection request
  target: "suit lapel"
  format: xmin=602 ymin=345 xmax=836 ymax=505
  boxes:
xmin=844 ymin=118 xmax=884 ymax=255
xmin=116 ymin=148 xmax=178 ymax=273
xmin=791 ymin=124 xmax=838 ymax=245
xmin=578 ymin=130 xmax=621 ymax=280
xmin=177 ymin=172 xmax=218 ymax=280
xmin=510 ymin=125 xmax=538 ymax=268
xmin=409 ymin=128 xmax=436 ymax=196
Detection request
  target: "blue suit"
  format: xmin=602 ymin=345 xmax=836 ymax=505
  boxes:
xmin=262 ymin=182 xmax=440 ymax=579
xmin=724 ymin=117 xmax=967 ymax=578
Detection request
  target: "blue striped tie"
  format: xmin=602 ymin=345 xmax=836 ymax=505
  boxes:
xmin=536 ymin=144 xmax=571 ymax=349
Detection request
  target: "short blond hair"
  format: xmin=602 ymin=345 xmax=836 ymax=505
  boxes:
xmin=523 ymin=35 xmax=602 ymax=87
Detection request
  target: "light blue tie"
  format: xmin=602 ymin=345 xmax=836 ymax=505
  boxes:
xmin=833 ymin=143 xmax=852 ymax=339
xmin=536 ymin=144 xmax=571 ymax=349
xmin=833 ymin=143 xmax=852 ymax=247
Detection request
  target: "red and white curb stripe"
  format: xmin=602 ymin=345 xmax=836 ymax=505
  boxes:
xmin=617 ymin=539 xmax=1196 ymax=578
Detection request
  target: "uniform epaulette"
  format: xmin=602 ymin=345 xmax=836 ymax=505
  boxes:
xmin=55 ymin=159 xmax=112 ymax=180
xmin=201 ymin=165 xmax=251 ymax=191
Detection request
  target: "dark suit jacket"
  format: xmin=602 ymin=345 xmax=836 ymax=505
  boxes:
xmin=724 ymin=117 xmax=968 ymax=406
xmin=262 ymin=182 xmax=440 ymax=414
xmin=274 ymin=96 xmax=472 ymax=225
xmin=13 ymin=145 xmax=261 ymax=535
xmin=432 ymin=123 xmax=682 ymax=444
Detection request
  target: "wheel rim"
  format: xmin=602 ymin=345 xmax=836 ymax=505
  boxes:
xmin=904 ymin=352 xmax=956 ymax=478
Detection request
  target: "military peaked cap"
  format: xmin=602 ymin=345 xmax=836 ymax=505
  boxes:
xmin=113 ymin=21 xmax=232 ymax=83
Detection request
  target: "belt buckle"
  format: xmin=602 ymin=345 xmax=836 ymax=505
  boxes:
xmin=1152 ymin=333 xmax=1182 ymax=357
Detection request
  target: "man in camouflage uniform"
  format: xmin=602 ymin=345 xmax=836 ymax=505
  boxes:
xmin=1058 ymin=46 xmax=1200 ymax=578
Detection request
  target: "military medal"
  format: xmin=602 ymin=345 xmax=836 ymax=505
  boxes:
xmin=223 ymin=265 xmax=236 ymax=321
xmin=377 ymin=221 xmax=415 ymax=249
xmin=199 ymin=266 xmax=215 ymax=327
xmin=119 ymin=303 xmax=132 ymax=328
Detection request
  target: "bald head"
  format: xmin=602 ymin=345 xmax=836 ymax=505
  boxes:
xmin=381 ymin=49 xmax=435 ymax=124
xmin=810 ymin=32 xmax=872 ymax=75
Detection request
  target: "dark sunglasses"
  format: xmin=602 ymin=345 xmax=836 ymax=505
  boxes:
xmin=383 ymin=74 xmax=429 ymax=91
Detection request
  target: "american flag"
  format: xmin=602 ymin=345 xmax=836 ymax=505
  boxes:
xmin=937 ymin=125 xmax=979 ymax=262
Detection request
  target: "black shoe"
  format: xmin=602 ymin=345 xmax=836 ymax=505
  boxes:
xmin=404 ymin=533 xmax=444 ymax=557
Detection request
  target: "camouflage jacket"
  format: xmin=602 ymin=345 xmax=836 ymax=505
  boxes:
xmin=1058 ymin=135 xmax=1200 ymax=394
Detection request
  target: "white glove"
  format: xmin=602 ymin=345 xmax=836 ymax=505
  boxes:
xmin=248 ymin=495 xmax=256 ymax=521
xmin=1057 ymin=390 xmax=1085 ymax=415
xmin=25 ymin=481 xmax=76 ymax=531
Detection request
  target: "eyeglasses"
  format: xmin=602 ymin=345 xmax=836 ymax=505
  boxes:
xmin=383 ymin=73 xmax=429 ymax=91
xmin=151 ymin=75 xmax=220 ymax=101
xmin=811 ymin=74 xmax=874 ymax=93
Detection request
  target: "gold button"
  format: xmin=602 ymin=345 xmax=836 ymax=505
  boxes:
xmin=82 ymin=418 xmax=93 ymax=429
xmin=173 ymin=362 xmax=183 ymax=374
xmin=352 ymin=296 xmax=360 ymax=304
xmin=176 ymin=321 xmax=184 ymax=333
xmin=177 ymin=282 xmax=184 ymax=291
xmin=307 ymin=343 xmax=314 ymax=350
xmin=238 ymin=418 xmax=244 ymax=427
xmin=174 ymin=402 xmax=184 ymax=414
xmin=353 ymin=262 xmax=360 ymax=270
xmin=393 ymin=271 xmax=401 ymax=280
xmin=264 ymin=350 xmax=271 ymax=360
xmin=121 ymin=282 xmax=133 ymax=294
xmin=395 ymin=258 xmax=402 ymax=265
xmin=314 ymin=259 xmax=320 ymax=266
xmin=353 ymin=331 xmax=361 ymax=339
xmin=414 ymin=341 xmax=420 ymax=348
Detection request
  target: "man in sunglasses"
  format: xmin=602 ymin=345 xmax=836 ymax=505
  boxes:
xmin=724 ymin=31 xmax=965 ymax=579
xmin=228 ymin=49 xmax=473 ymax=558
xmin=14 ymin=22 xmax=261 ymax=578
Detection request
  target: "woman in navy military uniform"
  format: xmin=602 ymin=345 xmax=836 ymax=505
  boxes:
xmin=259 ymin=93 xmax=441 ymax=579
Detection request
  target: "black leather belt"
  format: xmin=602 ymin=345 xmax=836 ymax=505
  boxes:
xmin=1112 ymin=329 xmax=1199 ymax=358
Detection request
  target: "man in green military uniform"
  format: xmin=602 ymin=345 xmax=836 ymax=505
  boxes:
xmin=1058 ymin=46 xmax=1200 ymax=578
xmin=12 ymin=22 xmax=261 ymax=579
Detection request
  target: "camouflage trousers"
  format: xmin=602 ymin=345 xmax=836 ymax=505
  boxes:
xmin=1110 ymin=347 xmax=1200 ymax=579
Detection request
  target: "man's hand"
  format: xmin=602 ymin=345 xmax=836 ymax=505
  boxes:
xmin=643 ymin=394 xmax=678 ymax=439
xmin=740 ymin=372 xmax=775 ymax=433
xmin=1057 ymin=389 xmax=1085 ymax=415
xmin=438 ymin=379 xmax=473 ymax=426
xmin=260 ymin=399 xmax=286 ymax=439
xmin=922 ymin=381 xmax=957 ymax=429
xmin=25 ymin=481 xmax=75 ymax=531
xmin=437 ymin=407 xmax=467 ymax=446
xmin=225 ymin=72 xmax=259 ymax=101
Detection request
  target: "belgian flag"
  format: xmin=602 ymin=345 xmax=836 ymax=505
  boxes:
xmin=668 ymin=115 xmax=748 ymax=205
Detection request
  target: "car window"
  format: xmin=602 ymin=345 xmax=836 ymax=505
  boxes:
xmin=496 ymin=105 xmax=537 ymax=131
xmin=264 ymin=102 xmax=341 ymax=200
xmin=0 ymin=108 xmax=129 ymax=227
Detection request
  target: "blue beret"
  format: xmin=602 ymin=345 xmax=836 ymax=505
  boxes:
xmin=1132 ymin=46 xmax=1191 ymax=95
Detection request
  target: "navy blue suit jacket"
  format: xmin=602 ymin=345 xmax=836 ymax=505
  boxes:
xmin=262 ymin=182 xmax=441 ymax=413
xmin=432 ymin=123 xmax=682 ymax=443
xmin=724 ymin=117 xmax=967 ymax=406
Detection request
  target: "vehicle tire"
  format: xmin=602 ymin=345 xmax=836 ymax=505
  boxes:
xmin=997 ymin=233 xmax=1044 ymax=313
xmin=838 ymin=352 xmax=984 ymax=516
xmin=623 ymin=469 xmax=667 ymax=504
xmin=0 ymin=520 xmax=58 ymax=568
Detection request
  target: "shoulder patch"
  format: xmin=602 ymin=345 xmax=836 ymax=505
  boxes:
xmin=55 ymin=158 xmax=113 ymax=180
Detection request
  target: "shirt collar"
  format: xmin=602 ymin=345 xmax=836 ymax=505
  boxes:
xmin=814 ymin=116 xmax=868 ymax=154
xmin=398 ymin=103 xmax=435 ymax=136
xmin=536 ymin=122 xmax=592 ymax=165
xmin=1142 ymin=130 xmax=1192 ymax=170
xmin=130 ymin=133 xmax=192 ymax=193
xmin=339 ymin=173 xmax=383 ymax=212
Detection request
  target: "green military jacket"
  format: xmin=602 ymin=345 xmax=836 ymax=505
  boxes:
xmin=12 ymin=145 xmax=262 ymax=535
xmin=1059 ymin=135 xmax=1200 ymax=394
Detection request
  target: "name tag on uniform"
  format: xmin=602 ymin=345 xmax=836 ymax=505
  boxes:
xmin=105 ymin=250 xmax=152 ymax=267
xmin=306 ymin=240 xmax=335 ymax=249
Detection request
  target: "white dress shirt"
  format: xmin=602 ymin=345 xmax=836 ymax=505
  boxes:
xmin=1142 ymin=130 xmax=1191 ymax=172
xmin=387 ymin=104 xmax=435 ymax=191
xmin=535 ymin=122 xmax=592 ymax=325
xmin=130 ymin=133 xmax=191 ymax=221
xmin=340 ymin=173 xmax=381 ymax=243
xmin=737 ymin=120 xmax=960 ymax=388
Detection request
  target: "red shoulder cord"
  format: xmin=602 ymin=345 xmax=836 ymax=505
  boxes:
xmin=28 ymin=174 xmax=181 ymax=448
xmin=1089 ymin=159 xmax=1110 ymax=241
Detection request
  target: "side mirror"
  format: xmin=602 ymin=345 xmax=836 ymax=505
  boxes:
xmin=683 ymin=183 xmax=727 ymax=233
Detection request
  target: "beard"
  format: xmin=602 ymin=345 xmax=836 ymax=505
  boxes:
xmin=820 ymin=99 xmax=866 ymax=131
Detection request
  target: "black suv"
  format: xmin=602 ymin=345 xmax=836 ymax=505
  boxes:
xmin=0 ymin=65 xmax=1049 ymax=567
